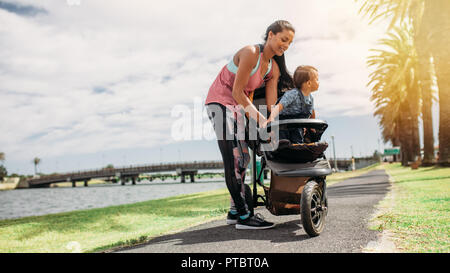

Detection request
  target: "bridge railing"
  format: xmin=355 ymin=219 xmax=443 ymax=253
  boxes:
xmin=28 ymin=160 xmax=224 ymax=183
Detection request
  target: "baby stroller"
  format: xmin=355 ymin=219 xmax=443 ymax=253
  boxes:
xmin=244 ymin=118 xmax=332 ymax=237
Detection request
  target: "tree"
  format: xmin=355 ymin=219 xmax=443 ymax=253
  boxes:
xmin=1 ymin=153 xmax=6 ymax=182
xmin=358 ymin=0 xmax=450 ymax=166
xmin=425 ymin=1 xmax=450 ymax=166
xmin=103 ymin=164 xmax=114 ymax=169
xmin=0 ymin=165 xmax=7 ymax=182
xmin=367 ymin=25 xmax=421 ymax=166
xmin=33 ymin=157 xmax=41 ymax=175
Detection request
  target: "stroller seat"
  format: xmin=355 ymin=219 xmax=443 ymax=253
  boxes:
xmin=258 ymin=118 xmax=331 ymax=176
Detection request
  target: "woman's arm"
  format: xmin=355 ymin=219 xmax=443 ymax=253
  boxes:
xmin=231 ymin=46 xmax=267 ymax=125
xmin=261 ymin=103 xmax=284 ymax=128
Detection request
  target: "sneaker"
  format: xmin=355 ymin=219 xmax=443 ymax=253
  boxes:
xmin=226 ymin=211 xmax=238 ymax=225
xmin=226 ymin=211 xmax=255 ymax=225
xmin=235 ymin=213 xmax=275 ymax=230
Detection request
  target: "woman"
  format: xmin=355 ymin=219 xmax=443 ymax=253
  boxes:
xmin=205 ymin=20 xmax=295 ymax=230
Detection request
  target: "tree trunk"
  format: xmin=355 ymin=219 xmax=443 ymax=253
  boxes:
xmin=398 ymin=102 xmax=415 ymax=166
xmin=421 ymin=85 xmax=435 ymax=165
xmin=409 ymin=83 xmax=421 ymax=161
xmin=426 ymin=0 xmax=450 ymax=166
xmin=412 ymin=114 xmax=421 ymax=160
xmin=416 ymin=4 xmax=435 ymax=166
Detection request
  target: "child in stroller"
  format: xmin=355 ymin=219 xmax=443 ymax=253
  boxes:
xmin=262 ymin=65 xmax=319 ymax=145
xmin=259 ymin=65 xmax=328 ymax=164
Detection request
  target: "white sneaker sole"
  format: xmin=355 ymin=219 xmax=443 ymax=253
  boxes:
xmin=235 ymin=223 xmax=275 ymax=230
xmin=226 ymin=219 xmax=237 ymax=225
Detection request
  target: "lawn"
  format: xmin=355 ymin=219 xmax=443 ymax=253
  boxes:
xmin=371 ymin=163 xmax=450 ymax=253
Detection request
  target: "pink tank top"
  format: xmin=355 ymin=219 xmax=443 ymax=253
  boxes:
xmin=205 ymin=49 xmax=273 ymax=106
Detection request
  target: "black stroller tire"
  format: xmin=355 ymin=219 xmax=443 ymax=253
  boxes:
xmin=301 ymin=181 xmax=326 ymax=237
xmin=244 ymin=184 xmax=254 ymax=217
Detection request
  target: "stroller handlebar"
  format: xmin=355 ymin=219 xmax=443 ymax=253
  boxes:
xmin=260 ymin=118 xmax=328 ymax=132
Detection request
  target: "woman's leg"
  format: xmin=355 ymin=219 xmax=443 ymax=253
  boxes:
xmin=206 ymin=104 xmax=250 ymax=216
xmin=217 ymin=138 xmax=250 ymax=216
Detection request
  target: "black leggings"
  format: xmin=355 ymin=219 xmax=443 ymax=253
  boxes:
xmin=206 ymin=103 xmax=250 ymax=216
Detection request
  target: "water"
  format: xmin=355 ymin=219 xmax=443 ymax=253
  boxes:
xmin=0 ymin=177 xmax=234 ymax=220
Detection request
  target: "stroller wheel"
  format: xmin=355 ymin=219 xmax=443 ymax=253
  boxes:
xmin=300 ymin=181 xmax=326 ymax=237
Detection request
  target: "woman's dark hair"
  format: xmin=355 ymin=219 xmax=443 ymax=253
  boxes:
xmin=264 ymin=20 xmax=295 ymax=93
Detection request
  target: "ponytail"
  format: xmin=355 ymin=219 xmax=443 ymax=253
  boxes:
xmin=273 ymin=54 xmax=294 ymax=93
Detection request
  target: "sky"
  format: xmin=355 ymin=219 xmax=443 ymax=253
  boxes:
xmin=0 ymin=0 xmax=440 ymax=175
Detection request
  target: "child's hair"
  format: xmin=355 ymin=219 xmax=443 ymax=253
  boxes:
xmin=293 ymin=65 xmax=318 ymax=89
xmin=263 ymin=20 xmax=295 ymax=92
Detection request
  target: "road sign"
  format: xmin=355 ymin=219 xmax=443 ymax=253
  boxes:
xmin=384 ymin=147 xmax=400 ymax=155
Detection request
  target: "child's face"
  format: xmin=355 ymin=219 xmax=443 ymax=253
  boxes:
xmin=308 ymin=70 xmax=319 ymax=92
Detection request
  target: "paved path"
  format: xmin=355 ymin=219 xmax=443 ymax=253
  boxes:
xmin=116 ymin=169 xmax=390 ymax=253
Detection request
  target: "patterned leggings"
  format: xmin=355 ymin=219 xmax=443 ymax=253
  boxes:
xmin=206 ymin=103 xmax=251 ymax=216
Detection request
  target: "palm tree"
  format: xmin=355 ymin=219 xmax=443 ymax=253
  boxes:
xmin=33 ymin=157 xmax=41 ymax=175
xmin=425 ymin=1 xmax=450 ymax=166
xmin=367 ymin=25 xmax=421 ymax=165
xmin=358 ymin=0 xmax=450 ymax=166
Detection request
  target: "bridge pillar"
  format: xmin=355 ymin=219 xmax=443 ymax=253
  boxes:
xmin=132 ymin=177 xmax=136 ymax=185
xmin=72 ymin=181 xmax=76 ymax=187
xmin=84 ymin=180 xmax=88 ymax=187
xmin=190 ymin=173 xmax=195 ymax=183
xmin=180 ymin=175 xmax=185 ymax=183
xmin=121 ymin=178 xmax=126 ymax=185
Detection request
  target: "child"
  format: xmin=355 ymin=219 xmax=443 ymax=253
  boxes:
xmin=263 ymin=65 xmax=319 ymax=144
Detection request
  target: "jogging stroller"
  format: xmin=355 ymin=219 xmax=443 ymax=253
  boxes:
xmin=244 ymin=118 xmax=332 ymax=237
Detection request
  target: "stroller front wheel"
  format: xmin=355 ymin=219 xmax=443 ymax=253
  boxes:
xmin=301 ymin=181 xmax=327 ymax=237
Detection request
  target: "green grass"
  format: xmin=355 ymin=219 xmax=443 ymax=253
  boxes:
xmin=0 ymin=189 xmax=231 ymax=253
xmin=0 ymin=164 xmax=380 ymax=253
xmin=371 ymin=163 xmax=450 ymax=253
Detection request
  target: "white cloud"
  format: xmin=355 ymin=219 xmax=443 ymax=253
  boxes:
xmin=0 ymin=0 xmax=388 ymax=164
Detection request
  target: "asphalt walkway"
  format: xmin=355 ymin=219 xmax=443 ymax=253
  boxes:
xmin=115 ymin=169 xmax=390 ymax=253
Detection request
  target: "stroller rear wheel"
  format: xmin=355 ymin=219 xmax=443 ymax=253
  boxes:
xmin=301 ymin=181 xmax=327 ymax=237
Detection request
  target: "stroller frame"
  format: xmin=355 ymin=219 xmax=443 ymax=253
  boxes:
xmin=249 ymin=119 xmax=332 ymax=237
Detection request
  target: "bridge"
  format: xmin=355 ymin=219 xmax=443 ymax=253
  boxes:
xmin=27 ymin=161 xmax=224 ymax=188
xmin=25 ymin=157 xmax=378 ymax=188
xmin=329 ymin=157 xmax=379 ymax=170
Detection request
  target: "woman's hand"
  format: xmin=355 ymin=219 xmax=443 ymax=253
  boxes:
xmin=260 ymin=119 xmax=270 ymax=129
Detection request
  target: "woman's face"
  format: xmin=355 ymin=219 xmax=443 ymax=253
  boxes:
xmin=268 ymin=29 xmax=295 ymax=56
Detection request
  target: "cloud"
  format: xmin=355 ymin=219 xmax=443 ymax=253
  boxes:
xmin=0 ymin=0 xmax=388 ymax=164
xmin=0 ymin=1 xmax=47 ymax=17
